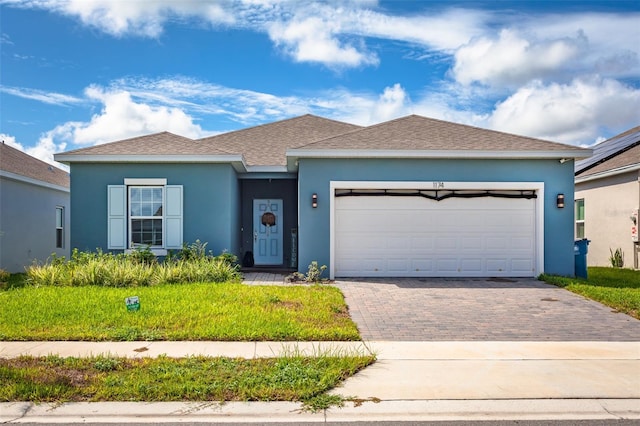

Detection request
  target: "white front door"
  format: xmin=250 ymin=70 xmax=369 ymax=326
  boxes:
xmin=253 ymin=199 xmax=283 ymax=265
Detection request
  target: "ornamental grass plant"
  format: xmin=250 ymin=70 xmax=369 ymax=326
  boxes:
xmin=26 ymin=243 xmax=241 ymax=287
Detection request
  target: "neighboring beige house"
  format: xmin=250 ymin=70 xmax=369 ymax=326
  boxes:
xmin=574 ymin=126 xmax=640 ymax=268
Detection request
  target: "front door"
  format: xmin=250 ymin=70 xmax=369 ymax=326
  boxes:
xmin=253 ymin=199 xmax=283 ymax=265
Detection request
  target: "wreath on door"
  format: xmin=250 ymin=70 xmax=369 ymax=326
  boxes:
xmin=261 ymin=212 xmax=276 ymax=227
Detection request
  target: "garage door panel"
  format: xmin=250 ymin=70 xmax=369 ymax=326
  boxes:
xmin=486 ymin=237 xmax=508 ymax=250
xmin=460 ymin=258 xmax=483 ymax=273
xmin=487 ymin=259 xmax=508 ymax=273
xmin=411 ymin=237 xmax=435 ymax=249
xmin=411 ymin=258 xmax=433 ymax=272
xmin=335 ymin=194 xmax=536 ymax=277
xmin=436 ymin=237 xmax=457 ymax=250
xmin=511 ymin=258 xmax=534 ymax=273
xmin=512 ymin=236 xmax=534 ymax=250
xmin=436 ymin=258 xmax=458 ymax=272
xmin=461 ymin=237 xmax=483 ymax=250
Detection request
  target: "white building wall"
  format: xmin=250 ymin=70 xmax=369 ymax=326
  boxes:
xmin=575 ymin=171 xmax=639 ymax=268
xmin=0 ymin=176 xmax=70 ymax=273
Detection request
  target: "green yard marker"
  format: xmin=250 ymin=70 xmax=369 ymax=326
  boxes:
xmin=125 ymin=296 xmax=140 ymax=312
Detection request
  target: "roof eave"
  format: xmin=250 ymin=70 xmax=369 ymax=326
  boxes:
xmin=0 ymin=170 xmax=70 ymax=192
xmin=53 ymin=154 xmax=248 ymax=173
xmin=286 ymin=148 xmax=593 ymax=171
xmin=575 ymin=163 xmax=640 ymax=184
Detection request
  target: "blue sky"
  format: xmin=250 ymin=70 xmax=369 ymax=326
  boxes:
xmin=1 ymin=0 xmax=639 ymax=168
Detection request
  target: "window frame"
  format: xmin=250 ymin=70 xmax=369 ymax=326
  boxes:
xmin=55 ymin=206 xmax=64 ymax=249
xmin=108 ymin=179 xmax=181 ymax=255
xmin=128 ymin=185 xmax=164 ymax=249
xmin=575 ymin=198 xmax=585 ymax=239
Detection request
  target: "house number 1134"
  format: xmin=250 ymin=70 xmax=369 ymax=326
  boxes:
xmin=433 ymin=182 xmax=445 ymax=189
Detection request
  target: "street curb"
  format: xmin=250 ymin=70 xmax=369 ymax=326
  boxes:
xmin=2 ymin=399 xmax=639 ymax=423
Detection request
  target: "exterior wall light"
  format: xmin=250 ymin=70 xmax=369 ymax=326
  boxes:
xmin=556 ymin=194 xmax=565 ymax=208
xmin=312 ymin=193 xmax=318 ymax=208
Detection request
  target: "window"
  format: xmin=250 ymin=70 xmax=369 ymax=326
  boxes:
xmin=55 ymin=206 xmax=64 ymax=248
xmin=129 ymin=186 xmax=163 ymax=247
xmin=107 ymin=180 xmax=182 ymax=254
xmin=575 ymin=198 xmax=585 ymax=239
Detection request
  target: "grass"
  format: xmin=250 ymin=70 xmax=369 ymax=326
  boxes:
xmin=540 ymin=266 xmax=640 ymax=319
xmin=0 ymin=282 xmax=360 ymax=341
xmin=0 ymin=353 xmax=374 ymax=404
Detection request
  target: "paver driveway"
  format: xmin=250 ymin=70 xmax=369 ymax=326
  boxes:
xmin=334 ymin=278 xmax=640 ymax=341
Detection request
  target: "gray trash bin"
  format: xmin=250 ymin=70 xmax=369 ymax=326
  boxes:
xmin=574 ymin=239 xmax=590 ymax=279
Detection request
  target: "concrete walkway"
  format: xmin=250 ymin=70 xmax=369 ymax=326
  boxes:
xmin=1 ymin=340 xmax=639 ymax=422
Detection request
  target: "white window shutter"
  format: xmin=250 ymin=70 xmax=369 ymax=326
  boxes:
xmin=107 ymin=185 xmax=126 ymax=249
xmin=165 ymin=185 xmax=183 ymax=249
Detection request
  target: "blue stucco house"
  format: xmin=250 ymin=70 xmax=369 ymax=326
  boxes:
xmin=55 ymin=115 xmax=591 ymax=278
xmin=1 ymin=143 xmax=70 ymax=272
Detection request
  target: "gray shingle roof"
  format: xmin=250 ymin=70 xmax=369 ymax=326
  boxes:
xmin=55 ymin=114 xmax=589 ymax=167
xmin=59 ymin=132 xmax=231 ymax=156
xmin=198 ymin=114 xmax=362 ymax=166
xmin=575 ymin=126 xmax=640 ymax=177
xmin=0 ymin=143 xmax=69 ymax=188
xmin=296 ymin=115 xmax=584 ymax=152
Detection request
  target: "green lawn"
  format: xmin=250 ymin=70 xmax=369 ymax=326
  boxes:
xmin=0 ymin=283 xmax=360 ymax=341
xmin=0 ymin=354 xmax=374 ymax=405
xmin=540 ymin=267 xmax=640 ymax=319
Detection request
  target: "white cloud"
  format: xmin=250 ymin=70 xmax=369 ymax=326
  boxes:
xmin=27 ymin=127 xmax=69 ymax=169
xmin=68 ymin=86 xmax=207 ymax=145
xmin=452 ymin=29 xmax=586 ymax=88
xmin=334 ymin=83 xmax=411 ymax=125
xmin=14 ymin=0 xmax=235 ymax=37
xmin=111 ymin=77 xmax=311 ymax=123
xmin=7 ymin=0 xmax=638 ymax=79
xmin=0 ymin=86 xmax=83 ymax=105
xmin=268 ymin=16 xmax=378 ymax=67
xmin=529 ymin=12 xmax=640 ymax=78
xmin=488 ymin=77 xmax=640 ymax=144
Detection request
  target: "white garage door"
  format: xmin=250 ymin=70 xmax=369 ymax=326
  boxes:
xmin=334 ymin=195 xmax=537 ymax=277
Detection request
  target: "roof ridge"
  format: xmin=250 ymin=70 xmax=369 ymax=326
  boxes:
xmin=197 ymin=114 xmax=356 ymax=143
xmin=295 ymin=114 xmax=580 ymax=151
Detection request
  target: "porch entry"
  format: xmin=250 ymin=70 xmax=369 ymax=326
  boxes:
xmin=253 ymin=199 xmax=283 ymax=265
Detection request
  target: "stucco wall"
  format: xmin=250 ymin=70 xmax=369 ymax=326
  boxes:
xmin=297 ymin=158 xmax=576 ymax=277
xmin=69 ymin=163 xmax=240 ymax=257
xmin=0 ymin=177 xmax=70 ymax=272
xmin=575 ymin=171 xmax=639 ymax=267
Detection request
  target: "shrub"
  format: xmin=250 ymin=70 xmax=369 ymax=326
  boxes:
xmin=286 ymin=261 xmax=328 ymax=283
xmin=26 ymin=244 xmax=241 ymax=287
xmin=0 ymin=268 xmax=10 ymax=284
xmin=127 ymin=245 xmax=157 ymax=266
xmin=609 ymin=248 xmax=625 ymax=268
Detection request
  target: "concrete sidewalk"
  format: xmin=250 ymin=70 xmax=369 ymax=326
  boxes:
xmin=1 ymin=340 xmax=639 ymax=422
